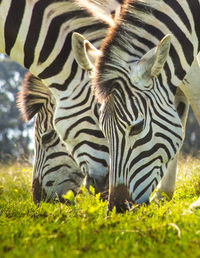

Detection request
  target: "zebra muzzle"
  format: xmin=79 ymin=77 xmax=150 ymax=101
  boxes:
xmin=107 ymin=184 xmax=134 ymax=213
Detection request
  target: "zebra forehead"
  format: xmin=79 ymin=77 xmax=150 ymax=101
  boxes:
xmin=92 ymin=45 xmax=133 ymax=103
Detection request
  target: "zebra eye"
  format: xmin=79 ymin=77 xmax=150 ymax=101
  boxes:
xmin=41 ymin=130 xmax=56 ymax=145
xmin=129 ymin=118 xmax=144 ymax=136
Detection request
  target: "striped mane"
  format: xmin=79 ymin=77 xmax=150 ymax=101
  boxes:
xmin=17 ymin=73 xmax=54 ymax=122
xmin=92 ymin=0 xmax=159 ymax=103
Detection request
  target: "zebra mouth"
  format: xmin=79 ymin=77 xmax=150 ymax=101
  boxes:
xmin=107 ymin=184 xmax=133 ymax=213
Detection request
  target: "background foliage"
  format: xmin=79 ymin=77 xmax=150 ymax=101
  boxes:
xmin=0 ymin=55 xmax=33 ymax=161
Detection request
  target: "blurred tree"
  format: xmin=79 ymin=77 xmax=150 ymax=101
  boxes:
xmin=0 ymin=55 xmax=33 ymax=161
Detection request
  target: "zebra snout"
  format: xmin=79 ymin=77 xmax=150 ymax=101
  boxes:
xmin=108 ymin=184 xmax=133 ymax=213
xmin=32 ymin=178 xmax=47 ymax=204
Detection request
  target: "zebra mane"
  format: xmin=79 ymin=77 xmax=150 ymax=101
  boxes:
xmin=92 ymin=0 xmax=155 ymax=103
xmin=17 ymin=73 xmax=54 ymax=122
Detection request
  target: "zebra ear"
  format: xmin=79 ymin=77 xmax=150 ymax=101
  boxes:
xmin=72 ymin=32 xmax=100 ymax=71
xmin=136 ymin=34 xmax=171 ymax=78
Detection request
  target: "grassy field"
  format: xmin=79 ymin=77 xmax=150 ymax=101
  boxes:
xmin=0 ymin=156 xmax=200 ymax=258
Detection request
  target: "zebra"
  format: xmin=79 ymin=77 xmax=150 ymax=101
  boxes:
xmin=14 ymin=0 xmax=182 ymax=205
xmin=19 ymin=69 xmax=198 ymax=208
xmin=18 ymin=67 xmax=195 ymax=206
xmin=72 ymin=0 xmax=200 ymax=211
xmin=1 ymin=0 xmax=198 ymax=210
xmin=17 ymin=73 xmax=84 ymax=203
xmin=20 ymin=72 xmax=192 ymax=205
xmin=0 ymin=0 xmax=122 ymax=195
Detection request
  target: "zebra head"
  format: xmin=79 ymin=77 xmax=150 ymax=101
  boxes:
xmin=32 ymin=127 xmax=83 ymax=203
xmin=17 ymin=73 xmax=84 ymax=203
xmin=72 ymin=32 xmax=183 ymax=212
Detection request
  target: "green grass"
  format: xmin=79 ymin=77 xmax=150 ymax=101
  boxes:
xmin=0 ymin=157 xmax=200 ymax=258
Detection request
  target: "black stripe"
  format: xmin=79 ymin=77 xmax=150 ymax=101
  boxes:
xmin=38 ymin=10 xmax=90 ymax=64
xmin=55 ymin=106 xmax=92 ymax=124
xmin=163 ymin=0 xmax=192 ymax=32
xmin=60 ymin=87 xmax=92 ymax=110
xmin=129 ymin=143 xmax=170 ymax=172
xmin=113 ymin=122 xmax=120 ymax=182
xmin=77 ymin=152 xmax=108 ymax=167
xmin=152 ymin=9 xmax=194 ymax=67
xmin=46 ymin=152 xmax=69 ymax=160
xmin=24 ymin=1 xmax=50 ymax=69
xmin=155 ymin=132 xmax=177 ymax=153
xmin=72 ymin=141 xmax=109 ymax=156
xmin=46 ymin=138 xmax=61 ymax=152
xmin=49 ymin=60 xmax=78 ymax=91
xmin=38 ymin=31 xmax=73 ymax=78
xmin=58 ymin=179 xmax=81 ymax=187
xmin=133 ymin=165 xmax=160 ymax=192
xmin=152 ymin=118 xmax=182 ymax=140
xmin=159 ymin=64 xmax=176 ymax=98
xmin=42 ymin=164 xmax=71 ymax=179
xmin=118 ymin=136 xmax=126 ymax=179
xmin=74 ymin=129 xmax=105 ymax=139
xmin=4 ymin=0 xmax=26 ymax=55
xmin=148 ymin=93 xmax=174 ymax=119
xmin=63 ymin=117 xmax=96 ymax=141
xmin=135 ymin=177 xmax=158 ymax=202
xmin=130 ymin=155 xmax=163 ymax=187
xmin=72 ymin=82 xmax=89 ymax=100
xmin=94 ymin=103 xmax=100 ymax=120
xmin=150 ymin=105 xmax=181 ymax=129
xmin=187 ymin=0 xmax=200 ymax=52
xmin=39 ymin=23 xmax=107 ymax=79
xmin=132 ymin=124 xmax=153 ymax=149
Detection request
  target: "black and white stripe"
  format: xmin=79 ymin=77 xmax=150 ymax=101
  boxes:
xmin=75 ymin=0 xmax=200 ymax=211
